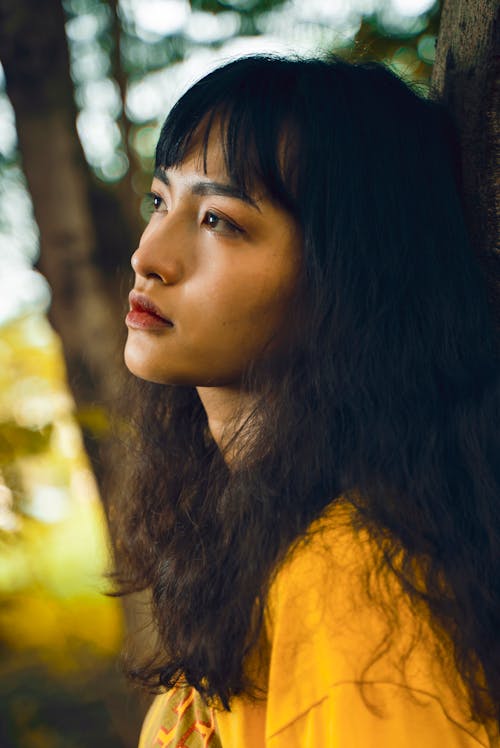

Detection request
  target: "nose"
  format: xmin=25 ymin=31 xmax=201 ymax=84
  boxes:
xmin=131 ymin=221 xmax=184 ymax=285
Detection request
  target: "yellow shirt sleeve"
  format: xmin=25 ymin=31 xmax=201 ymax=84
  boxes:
xmin=217 ymin=501 xmax=494 ymax=748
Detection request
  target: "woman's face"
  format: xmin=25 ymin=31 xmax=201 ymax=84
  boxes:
xmin=124 ymin=130 xmax=302 ymax=387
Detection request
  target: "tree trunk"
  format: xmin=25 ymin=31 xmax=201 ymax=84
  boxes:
xmin=430 ymin=0 xmax=500 ymax=329
xmin=108 ymin=0 xmax=144 ymax=239
xmin=0 ymin=0 xmax=132 ymax=492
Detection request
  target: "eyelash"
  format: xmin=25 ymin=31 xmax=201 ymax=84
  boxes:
xmin=145 ymin=192 xmax=244 ymax=236
xmin=146 ymin=192 xmax=166 ymax=213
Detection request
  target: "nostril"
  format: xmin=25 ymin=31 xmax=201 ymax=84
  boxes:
xmin=147 ymin=271 xmax=166 ymax=282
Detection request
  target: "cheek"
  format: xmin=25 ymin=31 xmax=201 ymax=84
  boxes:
xmin=204 ymin=277 xmax=295 ymax=340
xmin=202 ymin=253 xmax=299 ymax=325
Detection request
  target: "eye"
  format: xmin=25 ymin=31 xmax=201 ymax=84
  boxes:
xmin=202 ymin=211 xmax=243 ymax=236
xmin=145 ymin=192 xmax=167 ymax=213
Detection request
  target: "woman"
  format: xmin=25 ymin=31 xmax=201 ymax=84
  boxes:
xmin=115 ymin=54 xmax=500 ymax=747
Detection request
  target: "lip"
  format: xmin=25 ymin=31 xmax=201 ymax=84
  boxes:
xmin=126 ymin=290 xmax=174 ymax=330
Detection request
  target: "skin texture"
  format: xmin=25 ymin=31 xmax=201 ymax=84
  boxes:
xmin=124 ymin=133 xmax=302 ymax=447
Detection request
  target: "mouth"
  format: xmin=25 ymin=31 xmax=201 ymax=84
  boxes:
xmin=126 ymin=290 xmax=174 ymax=329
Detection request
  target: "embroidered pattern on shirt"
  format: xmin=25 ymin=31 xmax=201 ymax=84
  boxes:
xmin=152 ymin=687 xmax=221 ymax=747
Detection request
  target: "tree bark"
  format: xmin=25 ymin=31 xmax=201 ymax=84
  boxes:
xmin=431 ymin=0 xmax=500 ymax=329
xmin=108 ymin=0 xmax=144 ymax=239
xmin=0 ymin=0 xmax=132 ymax=492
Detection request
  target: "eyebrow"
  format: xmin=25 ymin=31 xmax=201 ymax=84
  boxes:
xmin=154 ymin=167 xmax=262 ymax=212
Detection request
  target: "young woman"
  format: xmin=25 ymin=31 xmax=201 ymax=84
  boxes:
xmin=116 ymin=54 xmax=500 ymax=747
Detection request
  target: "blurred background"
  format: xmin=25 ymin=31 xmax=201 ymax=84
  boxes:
xmin=0 ymin=0 xmax=440 ymax=745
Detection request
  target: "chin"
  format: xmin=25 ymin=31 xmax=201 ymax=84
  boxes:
xmin=123 ymin=348 xmax=192 ymax=386
xmin=123 ymin=338 xmax=245 ymax=387
xmin=123 ymin=343 xmax=165 ymax=384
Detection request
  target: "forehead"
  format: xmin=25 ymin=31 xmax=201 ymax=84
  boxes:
xmin=156 ymin=107 xmax=298 ymax=214
xmin=155 ymin=126 xmax=267 ymax=206
xmin=178 ymin=127 xmax=230 ymax=177
xmin=154 ymin=116 xmax=226 ymax=176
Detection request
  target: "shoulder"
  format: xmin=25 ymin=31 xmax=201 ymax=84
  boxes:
xmin=263 ymin=499 xmax=491 ymax=746
xmin=266 ymin=499 xmax=382 ymax=668
xmin=267 ymin=683 xmax=491 ymax=748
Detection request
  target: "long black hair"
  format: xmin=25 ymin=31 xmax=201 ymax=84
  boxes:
xmin=111 ymin=54 xmax=500 ymax=725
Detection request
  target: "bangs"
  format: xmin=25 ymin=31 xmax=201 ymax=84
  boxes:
xmin=154 ymin=56 xmax=300 ymax=213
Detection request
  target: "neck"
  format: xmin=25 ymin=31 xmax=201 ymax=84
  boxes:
xmin=196 ymin=385 xmax=256 ymax=458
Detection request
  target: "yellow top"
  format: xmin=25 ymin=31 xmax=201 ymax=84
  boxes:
xmin=138 ymin=501 xmax=498 ymax=748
